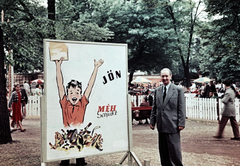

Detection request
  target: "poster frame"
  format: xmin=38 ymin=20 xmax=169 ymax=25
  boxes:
xmin=41 ymin=39 xmax=141 ymax=165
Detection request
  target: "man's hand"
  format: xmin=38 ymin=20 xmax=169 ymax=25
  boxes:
xmin=150 ymin=124 xmax=155 ymax=130
xmin=94 ymin=59 xmax=104 ymax=68
xmin=178 ymin=126 xmax=184 ymax=131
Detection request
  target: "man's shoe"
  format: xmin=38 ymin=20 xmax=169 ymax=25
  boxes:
xmin=231 ymin=137 xmax=240 ymax=140
xmin=213 ymin=136 xmax=222 ymax=139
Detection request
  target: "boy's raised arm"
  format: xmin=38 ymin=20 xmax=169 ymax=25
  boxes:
xmin=55 ymin=58 xmax=65 ymax=100
xmin=84 ymin=59 xmax=104 ymax=100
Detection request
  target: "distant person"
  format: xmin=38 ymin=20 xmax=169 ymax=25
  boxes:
xmin=190 ymin=82 xmax=196 ymax=92
xmin=35 ymin=84 xmax=43 ymax=96
xmin=20 ymin=85 xmax=28 ymax=119
xmin=215 ymin=82 xmax=221 ymax=89
xmin=195 ymin=90 xmax=202 ymax=98
xmin=214 ymin=80 xmax=239 ymax=140
xmin=219 ymin=82 xmax=225 ymax=93
xmin=139 ymin=96 xmax=150 ymax=124
xmin=150 ymin=68 xmax=186 ymax=166
xmin=23 ymin=81 xmax=30 ymax=96
xmin=211 ymin=92 xmax=218 ymax=99
xmin=236 ymin=90 xmax=240 ymax=99
xmin=8 ymin=83 xmax=26 ymax=132
xmin=208 ymin=91 xmax=213 ymax=98
xmin=146 ymin=90 xmax=153 ymax=106
xmin=210 ymin=81 xmax=216 ymax=93
xmin=203 ymin=83 xmax=211 ymax=98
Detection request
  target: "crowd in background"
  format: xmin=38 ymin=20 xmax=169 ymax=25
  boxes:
xmin=6 ymin=81 xmax=44 ymax=133
xmin=186 ymin=81 xmax=240 ymax=99
xmin=128 ymin=80 xmax=240 ymax=101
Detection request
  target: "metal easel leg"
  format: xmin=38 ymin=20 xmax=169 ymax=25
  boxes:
xmin=117 ymin=151 xmax=143 ymax=166
xmin=116 ymin=95 xmax=143 ymax=166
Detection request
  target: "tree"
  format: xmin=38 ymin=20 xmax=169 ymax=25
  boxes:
xmin=162 ymin=0 xmax=205 ymax=87
xmin=199 ymin=0 xmax=240 ymax=82
xmin=0 ymin=0 xmax=53 ymax=144
xmin=3 ymin=0 xmax=49 ymax=73
xmin=0 ymin=25 xmax=12 ymax=144
xmin=0 ymin=1 xmax=13 ymax=144
xmin=105 ymin=0 xmax=173 ymax=83
xmin=48 ymin=0 xmax=56 ymax=39
xmin=55 ymin=0 xmax=113 ymax=41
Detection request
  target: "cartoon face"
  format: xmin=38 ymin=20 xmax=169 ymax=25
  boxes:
xmin=67 ymin=86 xmax=82 ymax=105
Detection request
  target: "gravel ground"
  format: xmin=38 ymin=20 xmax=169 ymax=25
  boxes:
xmin=0 ymin=118 xmax=240 ymax=166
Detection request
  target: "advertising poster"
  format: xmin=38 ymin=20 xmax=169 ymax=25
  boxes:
xmin=42 ymin=40 xmax=128 ymax=162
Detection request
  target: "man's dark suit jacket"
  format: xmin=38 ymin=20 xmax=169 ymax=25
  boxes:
xmin=21 ymin=88 xmax=28 ymax=104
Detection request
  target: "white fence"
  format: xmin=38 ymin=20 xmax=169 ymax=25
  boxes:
xmin=131 ymin=95 xmax=144 ymax=107
xmin=131 ymin=95 xmax=240 ymax=122
xmin=27 ymin=95 xmax=240 ymax=121
xmin=25 ymin=95 xmax=41 ymax=117
xmin=186 ymin=97 xmax=218 ymax=120
xmin=186 ymin=97 xmax=240 ymax=122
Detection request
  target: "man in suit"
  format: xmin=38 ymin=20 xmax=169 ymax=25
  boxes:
xmin=20 ymin=85 xmax=28 ymax=119
xmin=150 ymin=68 xmax=186 ymax=166
xmin=213 ymin=79 xmax=240 ymax=140
xmin=203 ymin=83 xmax=211 ymax=98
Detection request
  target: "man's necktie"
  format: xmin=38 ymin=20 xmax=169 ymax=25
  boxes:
xmin=163 ymin=86 xmax=166 ymax=102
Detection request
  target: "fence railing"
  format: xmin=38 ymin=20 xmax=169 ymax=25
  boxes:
xmin=131 ymin=95 xmax=240 ymax=122
xmin=26 ymin=95 xmax=240 ymax=122
xmin=185 ymin=97 xmax=240 ymax=122
xmin=186 ymin=97 xmax=218 ymax=120
xmin=25 ymin=95 xmax=41 ymax=117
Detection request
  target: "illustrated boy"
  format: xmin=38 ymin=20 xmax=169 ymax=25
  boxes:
xmin=55 ymin=57 xmax=104 ymax=127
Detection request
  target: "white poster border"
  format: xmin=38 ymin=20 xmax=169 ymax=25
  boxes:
xmin=41 ymin=39 xmax=141 ymax=165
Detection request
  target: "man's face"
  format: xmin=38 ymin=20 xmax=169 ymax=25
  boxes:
xmin=161 ymin=70 xmax=172 ymax=86
xmin=67 ymin=86 xmax=82 ymax=105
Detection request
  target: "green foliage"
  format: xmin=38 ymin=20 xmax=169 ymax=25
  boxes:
xmin=158 ymin=0 xmax=205 ymax=86
xmin=199 ymin=0 xmax=240 ymax=82
xmin=1 ymin=0 xmax=50 ymax=73
xmin=1 ymin=0 xmax=114 ymax=73
xmin=4 ymin=0 xmax=239 ymax=84
xmin=55 ymin=0 xmax=113 ymax=41
xmin=105 ymin=0 xmax=174 ymax=75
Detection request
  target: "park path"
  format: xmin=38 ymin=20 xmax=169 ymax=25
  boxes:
xmin=3 ymin=118 xmax=240 ymax=166
xmin=132 ymin=119 xmax=240 ymax=166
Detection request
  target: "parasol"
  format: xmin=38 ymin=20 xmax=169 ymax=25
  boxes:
xmin=193 ymin=77 xmax=211 ymax=83
xmin=132 ymin=77 xmax=152 ymax=83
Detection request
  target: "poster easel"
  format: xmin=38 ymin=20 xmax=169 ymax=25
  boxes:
xmin=115 ymin=95 xmax=142 ymax=166
xmin=41 ymin=39 xmax=143 ymax=166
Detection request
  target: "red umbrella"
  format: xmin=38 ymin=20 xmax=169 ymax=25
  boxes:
xmin=30 ymin=79 xmax=44 ymax=84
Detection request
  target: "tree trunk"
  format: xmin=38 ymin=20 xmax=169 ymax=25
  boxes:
xmin=0 ymin=27 xmax=12 ymax=144
xmin=185 ymin=65 xmax=191 ymax=88
xmin=48 ymin=0 xmax=56 ymax=39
